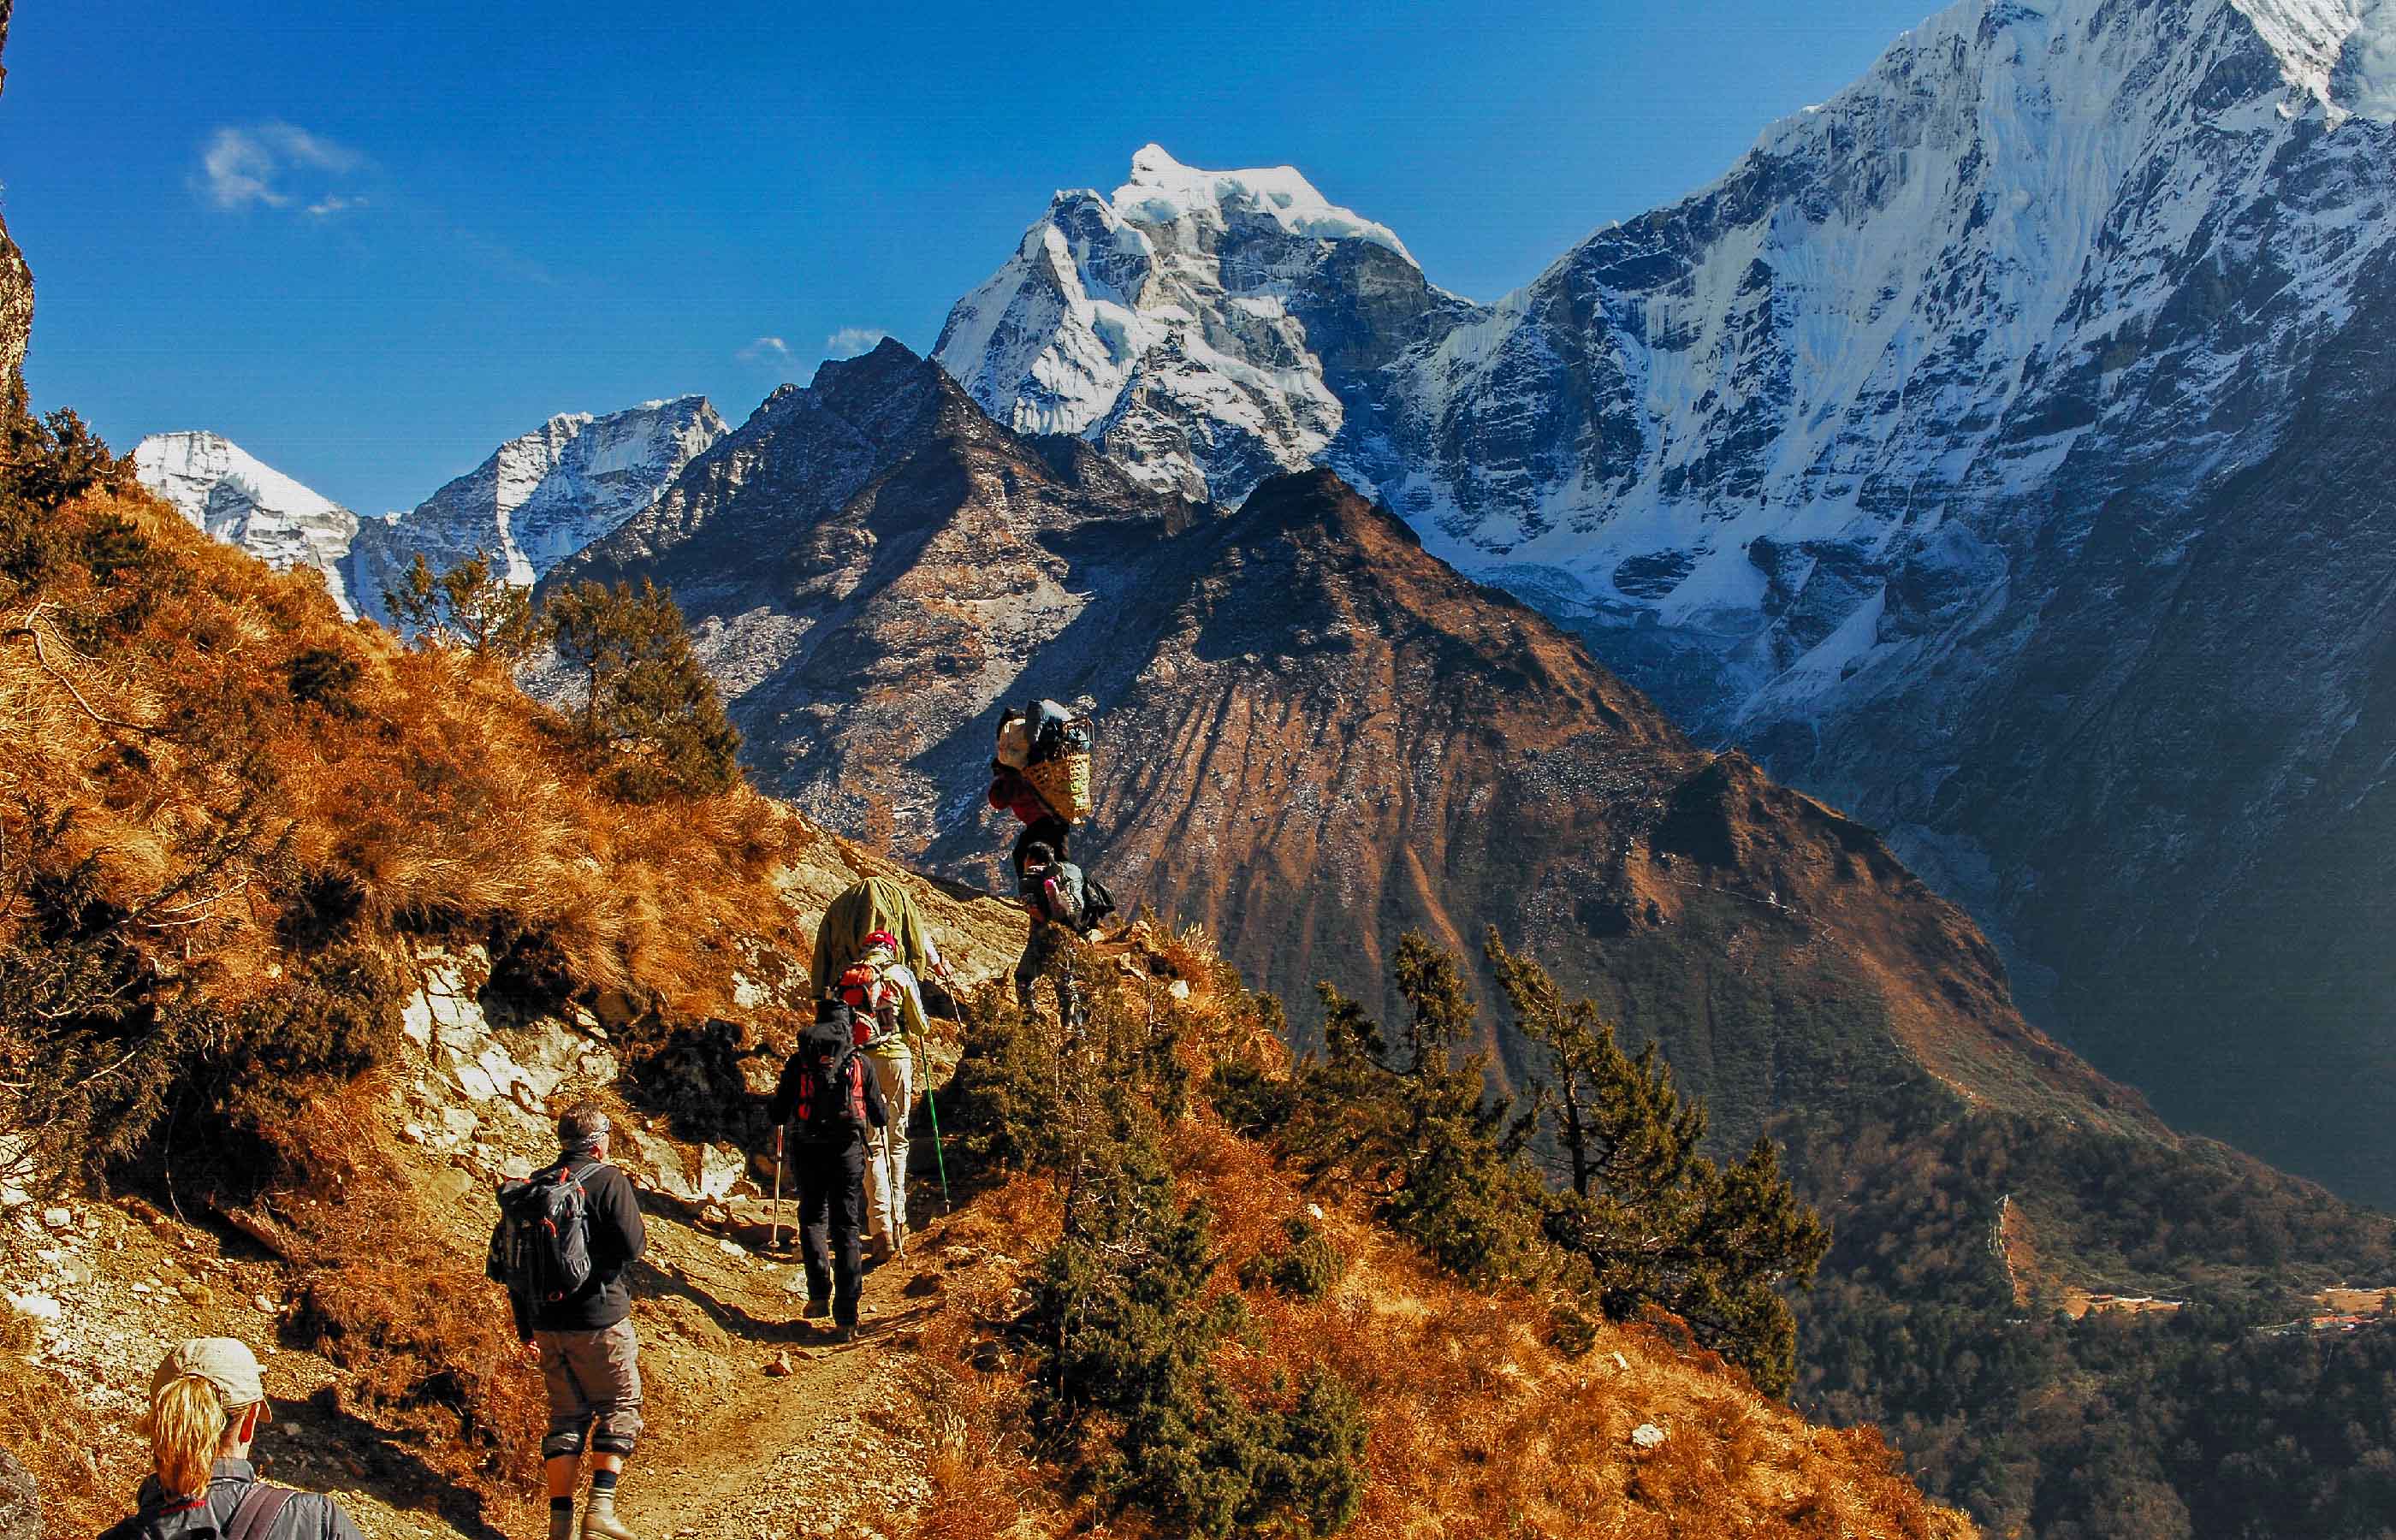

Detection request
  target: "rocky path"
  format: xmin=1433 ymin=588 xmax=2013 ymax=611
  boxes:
xmin=618 ymin=1201 xmax=951 ymax=1540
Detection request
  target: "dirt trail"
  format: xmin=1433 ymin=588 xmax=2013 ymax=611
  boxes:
xmin=614 ymin=1196 xmax=952 ymax=1540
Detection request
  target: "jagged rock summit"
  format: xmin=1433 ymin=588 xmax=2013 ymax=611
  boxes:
xmin=934 ymin=144 xmax=1475 ymax=505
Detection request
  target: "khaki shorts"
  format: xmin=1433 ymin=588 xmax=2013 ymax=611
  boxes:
xmin=537 ymin=1318 xmax=643 ymax=1457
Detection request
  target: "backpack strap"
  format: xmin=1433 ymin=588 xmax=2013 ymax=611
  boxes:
xmin=223 ymin=1483 xmax=295 ymax=1540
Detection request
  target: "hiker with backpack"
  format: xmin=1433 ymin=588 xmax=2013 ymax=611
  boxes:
xmin=768 ymin=1012 xmax=888 ymax=1340
xmin=488 ymin=1103 xmax=648 ymax=1540
xmin=1014 ymin=840 xmax=1114 ymax=1018
xmin=99 ymin=1337 xmax=365 ymax=1540
xmin=990 ymin=699 xmax=1094 ymax=885
xmin=822 ymin=927 xmax=929 ymax=1265
xmin=811 ymin=877 xmax=954 ymax=1263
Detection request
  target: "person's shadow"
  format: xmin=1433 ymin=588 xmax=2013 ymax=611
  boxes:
xmin=264 ymin=1385 xmax=514 ymax=1540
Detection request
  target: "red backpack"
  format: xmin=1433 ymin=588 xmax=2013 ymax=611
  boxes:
xmin=833 ymin=957 xmax=902 ymax=1047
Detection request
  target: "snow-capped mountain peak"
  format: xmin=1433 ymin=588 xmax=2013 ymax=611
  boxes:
xmin=934 ymin=145 xmax=1474 ymax=504
xmin=133 ymin=431 xmax=362 ymax=613
xmin=1112 ymin=143 xmax=1417 ymax=263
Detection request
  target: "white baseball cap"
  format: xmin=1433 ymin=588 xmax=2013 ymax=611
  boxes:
xmin=151 ymin=1337 xmax=266 ymax=1408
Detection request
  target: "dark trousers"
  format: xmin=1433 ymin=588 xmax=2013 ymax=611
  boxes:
xmin=796 ymin=1135 xmax=868 ymax=1326
xmin=1014 ymin=919 xmax=1073 ymax=1018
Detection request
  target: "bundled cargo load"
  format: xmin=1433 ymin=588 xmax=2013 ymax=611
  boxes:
xmin=994 ymin=698 xmax=1094 ymax=825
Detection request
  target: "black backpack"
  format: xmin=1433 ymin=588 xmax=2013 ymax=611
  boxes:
xmin=790 ymin=1022 xmax=871 ymax=1140
xmin=489 ymin=1162 xmax=596 ymax=1306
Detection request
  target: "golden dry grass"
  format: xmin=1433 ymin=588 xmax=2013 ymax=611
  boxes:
xmin=2 ymin=487 xmax=813 ymax=1028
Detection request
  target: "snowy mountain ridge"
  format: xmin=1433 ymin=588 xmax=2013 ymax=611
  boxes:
xmin=132 ymin=431 xmax=364 ymax=613
xmin=347 ymin=394 xmax=727 ymax=625
xmin=133 ymin=398 xmax=725 ymax=625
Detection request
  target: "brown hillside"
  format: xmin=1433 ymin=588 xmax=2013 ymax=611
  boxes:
xmin=1094 ymin=469 xmax=2147 ymax=1137
xmin=0 ymin=435 xmax=1972 ymax=1537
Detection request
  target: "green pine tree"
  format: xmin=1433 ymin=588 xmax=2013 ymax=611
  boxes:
xmin=380 ymin=549 xmax=545 ymax=664
xmin=543 ymin=578 xmax=741 ymax=803
xmin=1278 ymin=932 xmax=1549 ymax=1290
xmin=1486 ymin=927 xmax=1830 ymax=1397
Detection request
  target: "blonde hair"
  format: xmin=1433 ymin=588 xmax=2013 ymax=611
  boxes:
xmin=141 ymin=1373 xmax=243 ymax=1501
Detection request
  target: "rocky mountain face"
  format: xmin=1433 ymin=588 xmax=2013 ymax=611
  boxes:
xmin=132 ymin=400 xmax=722 ymax=625
xmin=131 ymin=431 xmax=366 ymax=613
xmin=0 ymin=0 xmax=33 ymax=412
xmin=559 ymin=341 xmax=2144 ymax=1149
xmin=548 ymin=339 xmax=1202 ymax=839
xmin=938 ymin=0 xmax=2396 ymax=1202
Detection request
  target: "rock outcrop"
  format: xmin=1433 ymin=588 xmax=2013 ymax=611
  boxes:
xmin=0 ymin=0 xmax=33 ymax=413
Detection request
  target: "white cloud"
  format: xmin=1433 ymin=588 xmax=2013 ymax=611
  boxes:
xmin=199 ymin=122 xmax=367 ymax=214
xmin=824 ymin=327 xmax=889 ymax=359
xmin=737 ymin=335 xmax=795 ymax=367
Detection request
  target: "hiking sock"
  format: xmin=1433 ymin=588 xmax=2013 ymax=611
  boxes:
xmin=590 ymin=1471 xmax=620 ymax=1496
xmin=549 ymin=1496 xmax=575 ymax=1540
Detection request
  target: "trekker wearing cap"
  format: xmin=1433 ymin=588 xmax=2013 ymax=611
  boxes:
xmin=811 ymin=878 xmax=952 ymax=1264
xmin=100 ymin=1337 xmax=364 ymax=1540
xmin=520 ymin=1104 xmax=648 ymax=1540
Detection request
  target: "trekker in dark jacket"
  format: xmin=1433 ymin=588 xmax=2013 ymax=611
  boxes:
xmin=1015 ymin=841 xmax=1105 ymax=1020
xmin=769 ymin=1017 xmax=888 ymax=1340
xmin=504 ymin=1104 xmax=649 ymax=1540
xmin=101 ymin=1337 xmax=365 ymax=1540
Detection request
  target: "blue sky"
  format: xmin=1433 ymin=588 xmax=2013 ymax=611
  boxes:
xmin=9 ymin=0 xmax=1937 ymax=515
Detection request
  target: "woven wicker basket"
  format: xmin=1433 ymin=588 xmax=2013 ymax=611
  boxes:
xmin=1024 ymin=751 xmax=1093 ymax=824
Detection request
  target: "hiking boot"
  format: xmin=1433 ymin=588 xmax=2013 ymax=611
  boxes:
xmin=836 ymin=1322 xmax=859 ymax=1344
xmin=801 ymin=1297 xmax=830 ymax=1320
xmin=549 ymin=1502 xmax=577 ymax=1540
xmin=580 ymin=1493 xmax=637 ymax=1540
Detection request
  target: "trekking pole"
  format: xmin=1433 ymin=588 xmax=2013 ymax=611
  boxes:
xmin=768 ymin=1124 xmax=785 ymax=1252
xmin=912 ymin=1023 xmax=953 ymax=1217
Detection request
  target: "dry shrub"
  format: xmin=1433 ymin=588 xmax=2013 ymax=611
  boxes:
xmin=1 ymin=484 xmax=810 ymax=1186
xmin=270 ymin=1092 xmax=545 ymax=1528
